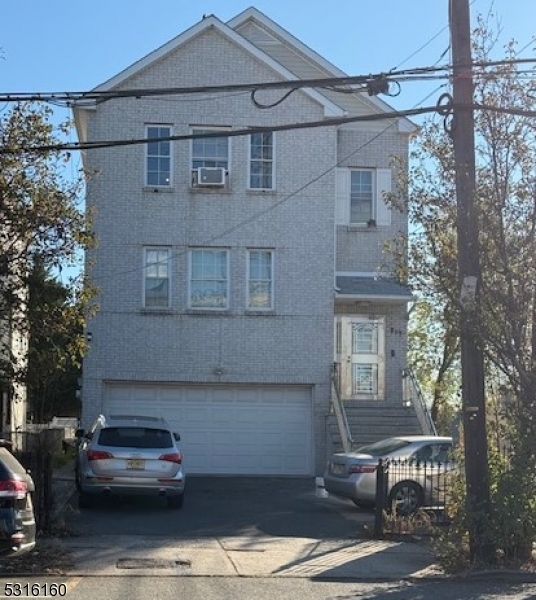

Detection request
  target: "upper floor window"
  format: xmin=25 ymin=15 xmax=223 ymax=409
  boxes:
xmin=143 ymin=248 xmax=170 ymax=308
xmin=247 ymin=250 xmax=273 ymax=309
xmin=350 ymin=170 xmax=373 ymax=225
xmin=335 ymin=168 xmax=392 ymax=227
xmin=189 ymin=249 xmax=229 ymax=309
xmin=191 ymin=128 xmax=230 ymax=188
xmin=249 ymin=132 xmax=274 ymax=190
xmin=146 ymin=126 xmax=171 ymax=187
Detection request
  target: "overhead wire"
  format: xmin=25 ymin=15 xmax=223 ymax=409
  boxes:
xmin=2 ymin=57 xmax=535 ymax=107
xmin=0 ymin=104 xmax=440 ymax=154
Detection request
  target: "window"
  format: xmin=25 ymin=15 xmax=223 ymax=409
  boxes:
xmin=249 ymin=132 xmax=274 ymax=189
xmin=334 ymin=316 xmax=385 ymax=399
xmin=98 ymin=428 xmax=173 ymax=449
xmin=144 ymin=248 xmax=170 ymax=308
xmin=189 ymin=249 xmax=229 ymax=309
xmin=350 ymin=170 xmax=373 ymax=224
xmin=191 ymin=128 xmax=229 ymax=170
xmin=247 ymin=250 xmax=273 ymax=309
xmin=335 ymin=168 xmax=392 ymax=227
xmin=146 ymin=126 xmax=171 ymax=186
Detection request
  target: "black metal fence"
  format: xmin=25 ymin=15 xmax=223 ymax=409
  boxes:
xmin=374 ymin=457 xmax=454 ymax=537
xmin=5 ymin=431 xmax=59 ymax=533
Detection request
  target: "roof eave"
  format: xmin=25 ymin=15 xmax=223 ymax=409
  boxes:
xmin=335 ymin=293 xmax=412 ymax=303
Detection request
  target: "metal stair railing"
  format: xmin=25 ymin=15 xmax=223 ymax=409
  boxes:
xmin=330 ymin=363 xmax=354 ymax=453
xmin=402 ymin=367 xmax=437 ymax=436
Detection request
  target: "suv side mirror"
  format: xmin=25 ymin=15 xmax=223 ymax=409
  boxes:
xmin=173 ymin=433 xmax=181 ymax=442
xmin=75 ymin=428 xmax=85 ymax=439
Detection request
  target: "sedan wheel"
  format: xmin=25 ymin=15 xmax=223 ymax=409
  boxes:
xmin=389 ymin=481 xmax=423 ymax=516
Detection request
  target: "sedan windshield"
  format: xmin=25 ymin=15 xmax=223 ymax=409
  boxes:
xmin=354 ymin=438 xmax=411 ymax=456
xmin=98 ymin=427 xmax=173 ymax=449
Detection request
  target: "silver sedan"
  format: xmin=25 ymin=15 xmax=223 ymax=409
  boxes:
xmin=323 ymin=435 xmax=453 ymax=513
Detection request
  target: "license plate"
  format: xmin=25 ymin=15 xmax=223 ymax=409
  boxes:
xmin=126 ymin=458 xmax=145 ymax=470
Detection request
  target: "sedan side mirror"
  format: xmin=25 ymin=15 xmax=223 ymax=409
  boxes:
xmin=75 ymin=428 xmax=85 ymax=439
xmin=173 ymin=433 xmax=181 ymax=442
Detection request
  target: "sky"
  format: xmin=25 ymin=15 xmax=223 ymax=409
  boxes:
xmin=2 ymin=0 xmax=534 ymax=117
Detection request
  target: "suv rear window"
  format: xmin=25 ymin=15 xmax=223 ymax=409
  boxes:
xmin=98 ymin=427 xmax=172 ymax=449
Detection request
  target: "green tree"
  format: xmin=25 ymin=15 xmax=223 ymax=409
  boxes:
xmin=389 ymin=18 xmax=536 ymax=563
xmin=0 ymin=102 xmax=96 ymax=420
xmin=26 ymin=261 xmax=91 ymax=422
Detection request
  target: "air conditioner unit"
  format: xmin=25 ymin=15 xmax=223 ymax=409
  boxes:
xmin=196 ymin=167 xmax=226 ymax=186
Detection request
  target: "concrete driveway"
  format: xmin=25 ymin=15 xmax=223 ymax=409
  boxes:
xmin=64 ymin=476 xmax=374 ymax=539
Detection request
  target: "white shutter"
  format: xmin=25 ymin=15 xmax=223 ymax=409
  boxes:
xmin=376 ymin=168 xmax=392 ymax=226
xmin=335 ymin=168 xmax=349 ymax=225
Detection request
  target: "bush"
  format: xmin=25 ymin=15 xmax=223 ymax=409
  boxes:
xmin=434 ymin=448 xmax=536 ymax=572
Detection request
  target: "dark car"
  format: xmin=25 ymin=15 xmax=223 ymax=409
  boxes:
xmin=0 ymin=442 xmax=36 ymax=557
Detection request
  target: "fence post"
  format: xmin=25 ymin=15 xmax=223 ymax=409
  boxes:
xmin=374 ymin=458 xmax=385 ymax=538
xmin=42 ymin=452 xmax=53 ymax=532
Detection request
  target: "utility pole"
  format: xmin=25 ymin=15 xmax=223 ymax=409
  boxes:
xmin=449 ymin=0 xmax=493 ymax=562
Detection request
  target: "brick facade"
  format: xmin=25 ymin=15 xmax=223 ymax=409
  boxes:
xmin=78 ymin=10 xmax=415 ymax=474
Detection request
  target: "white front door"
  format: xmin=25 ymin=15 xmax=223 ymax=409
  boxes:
xmin=335 ymin=316 xmax=385 ymax=400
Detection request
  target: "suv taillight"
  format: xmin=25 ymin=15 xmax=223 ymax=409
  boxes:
xmin=0 ymin=479 xmax=27 ymax=499
xmin=159 ymin=452 xmax=182 ymax=464
xmin=87 ymin=450 xmax=114 ymax=461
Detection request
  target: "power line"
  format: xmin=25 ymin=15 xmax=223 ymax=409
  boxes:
xmin=1 ymin=105 xmax=437 ymax=154
xmin=0 ymin=58 xmax=533 ymax=106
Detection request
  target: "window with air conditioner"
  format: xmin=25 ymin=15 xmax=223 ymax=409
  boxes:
xmin=191 ymin=128 xmax=229 ymax=187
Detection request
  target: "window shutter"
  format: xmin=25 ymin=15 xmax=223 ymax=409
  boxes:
xmin=335 ymin=168 xmax=349 ymax=225
xmin=376 ymin=168 xmax=392 ymax=226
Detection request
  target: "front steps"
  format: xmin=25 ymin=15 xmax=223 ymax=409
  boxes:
xmin=327 ymin=403 xmax=424 ymax=455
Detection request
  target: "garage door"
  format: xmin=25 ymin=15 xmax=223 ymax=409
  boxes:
xmin=103 ymin=383 xmax=313 ymax=475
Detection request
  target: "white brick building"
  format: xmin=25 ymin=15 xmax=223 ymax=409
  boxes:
xmin=75 ymin=8 xmax=424 ymax=476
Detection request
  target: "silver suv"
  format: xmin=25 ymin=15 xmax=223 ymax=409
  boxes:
xmin=75 ymin=415 xmax=185 ymax=509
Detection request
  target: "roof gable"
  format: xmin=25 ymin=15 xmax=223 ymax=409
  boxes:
xmin=228 ymin=8 xmax=416 ymax=133
xmin=91 ymin=14 xmax=344 ymax=117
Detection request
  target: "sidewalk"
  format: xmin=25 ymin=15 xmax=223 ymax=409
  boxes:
xmin=58 ymin=534 xmax=442 ymax=580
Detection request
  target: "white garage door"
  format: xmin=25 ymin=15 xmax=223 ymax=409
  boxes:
xmin=103 ymin=383 xmax=313 ymax=475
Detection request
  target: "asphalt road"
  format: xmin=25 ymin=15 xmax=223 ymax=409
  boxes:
xmin=64 ymin=476 xmax=374 ymax=539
